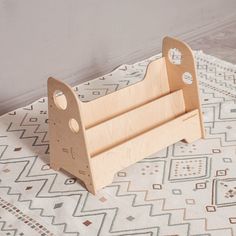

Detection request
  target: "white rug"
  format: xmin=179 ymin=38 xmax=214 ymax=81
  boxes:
xmin=0 ymin=51 xmax=236 ymax=236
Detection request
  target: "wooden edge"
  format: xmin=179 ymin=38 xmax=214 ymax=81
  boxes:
xmin=47 ymin=77 xmax=97 ymax=194
xmin=90 ymin=109 xmax=202 ymax=190
xmin=86 ymin=89 xmax=185 ymax=157
xmin=162 ymin=36 xmax=205 ymax=138
xmin=79 ymin=58 xmax=164 ymax=103
xmin=81 ymin=58 xmax=170 ymax=128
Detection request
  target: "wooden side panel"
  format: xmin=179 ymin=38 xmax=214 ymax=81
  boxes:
xmin=86 ymin=89 xmax=185 ymax=156
xmin=90 ymin=109 xmax=202 ymax=190
xmin=162 ymin=37 xmax=205 ymax=138
xmin=81 ymin=58 xmax=170 ymax=128
xmin=47 ymin=77 xmax=96 ymax=194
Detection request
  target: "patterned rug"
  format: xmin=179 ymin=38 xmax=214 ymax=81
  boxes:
xmin=0 ymin=51 xmax=236 ymax=236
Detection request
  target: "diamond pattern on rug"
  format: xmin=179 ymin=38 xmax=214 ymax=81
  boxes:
xmin=0 ymin=51 xmax=236 ymax=235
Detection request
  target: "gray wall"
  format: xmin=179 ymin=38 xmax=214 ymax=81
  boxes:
xmin=0 ymin=0 xmax=236 ymax=115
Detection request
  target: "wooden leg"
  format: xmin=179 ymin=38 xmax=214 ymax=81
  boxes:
xmin=183 ymin=131 xmax=202 ymax=144
xmin=84 ymin=182 xmax=97 ymax=195
xmin=50 ymin=162 xmax=60 ymax=171
xmin=88 ymin=170 xmax=115 ymax=194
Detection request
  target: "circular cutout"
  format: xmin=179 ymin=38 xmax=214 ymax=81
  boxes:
xmin=182 ymin=72 xmax=193 ymax=84
xmin=69 ymin=118 xmax=80 ymax=133
xmin=53 ymin=90 xmax=67 ymax=110
xmin=168 ymin=48 xmax=182 ymax=65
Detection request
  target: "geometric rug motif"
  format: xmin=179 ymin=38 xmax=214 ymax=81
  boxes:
xmin=0 ymin=51 xmax=236 ymax=236
xmin=213 ymin=178 xmax=236 ymax=207
xmin=168 ymin=156 xmax=210 ymax=182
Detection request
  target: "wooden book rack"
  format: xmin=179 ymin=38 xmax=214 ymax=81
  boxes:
xmin=47 ymin=37 xmax=205 ymax=194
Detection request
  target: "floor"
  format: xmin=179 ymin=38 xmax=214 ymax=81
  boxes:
xmin=1 ymin=50 xmax=236 ymax=236
xmin=189 ymin=21 xmax=236 ymax=64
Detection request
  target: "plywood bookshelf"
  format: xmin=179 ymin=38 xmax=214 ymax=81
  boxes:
xmin=47 ymin=37 xmax=205 ymax=194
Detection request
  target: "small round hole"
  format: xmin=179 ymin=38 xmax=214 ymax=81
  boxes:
xmin=168 ymin=48 xmax=182 ymax=65
xmin=182 ymin=72 xmax=193 ymax=84
xmin=53 ymin=90 xmax=67 ymax=110
xmin=69 ymin=118 xmax=80 ymax=133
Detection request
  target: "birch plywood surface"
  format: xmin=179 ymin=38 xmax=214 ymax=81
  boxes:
xmin=47 ymin=37 xmax=205 ymax=194
xmin=0 ymin=51 xmax=236 ymax=235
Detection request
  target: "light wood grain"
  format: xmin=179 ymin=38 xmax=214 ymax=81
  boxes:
xmin=91 ymin=109 xmax=201 ymax=190
xmin=47 ymin=36 xmax=205 ymax=194
xmin=81 ymin=58 xmax=170 ymax=128
xmin=47 ymin=77 xmax=96 ymax=194
xmin=87 ymin=89 xmax=185 ymax=157
xmin=163 ymin=36 xmax=205 ymax=138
